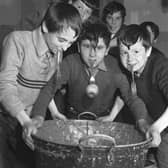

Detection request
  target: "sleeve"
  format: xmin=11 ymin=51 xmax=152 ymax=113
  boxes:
xmin=31 ymin=58 xmax=70 ymax=118
xmin=156 ymin=59 xmax=168 ymax=101
xmin=0 ymin=32 xmax=25 ymax=117
xmin=117 ymin=74 xmax=148 ymax=121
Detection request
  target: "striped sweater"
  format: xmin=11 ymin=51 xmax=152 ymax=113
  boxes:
xmin=0 ymin=27 xmax=59 ymax=117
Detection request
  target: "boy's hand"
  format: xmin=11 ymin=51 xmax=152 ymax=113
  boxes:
xmin=22 ymin=116 xmax=44 ymax=150
xmin=51 ymin=112 xmax=67 ymax=121
xmin=136 ymin=119 xmax=161 ymax=147
xmin=146 ymin=125 xmax=161 ymax=147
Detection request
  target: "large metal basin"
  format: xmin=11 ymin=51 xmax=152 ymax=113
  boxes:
xmin=32 ymin=119 xmax=151 ymax=168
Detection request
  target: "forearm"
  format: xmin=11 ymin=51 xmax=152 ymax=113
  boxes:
xmin=31 ymin=75 xmax=57 ymax=118
xmin=151 ymin=107 xmax=168 ymax=133
xmin=119 ymin=75 xmax=148 ymax=121
xmin=109 ymin=96 xmax=124 ymax=121
xmin=16 ymin=109 xmax=31 ymax=126
xmin=48 ymin=99 xmax=63 ymax=118
xmin=129 ymin=96 xmax=149 ymax=121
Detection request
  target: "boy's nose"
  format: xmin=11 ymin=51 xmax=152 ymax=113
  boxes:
xmin=127 ymin=52 xmax=134 ymax=61
xmin=90 ymin=48 xmax=96 ymax=57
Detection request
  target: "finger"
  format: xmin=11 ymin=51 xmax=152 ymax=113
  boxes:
xmin=62 ymin=116 xmax=68 ymax=122
xmin=25 ymin=134 xmax=35 ymax=150
xmin=25 ymin=138 xmax=35 ymax=150
xmin=22 ymin=131 xmax=34 ymax=150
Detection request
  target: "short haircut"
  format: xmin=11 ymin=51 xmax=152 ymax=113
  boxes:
xmin=79 ymin=22 xmax=111 ymax=47
xmin=42 ymin=2 xmax=82 ymax=37
xmin=140 ymin=21 xmax=160 ymax=40
xmin=102 ymin=1 xmax=126 ymax=23
xmin=119 ymin=24 xmax=151 ymax=50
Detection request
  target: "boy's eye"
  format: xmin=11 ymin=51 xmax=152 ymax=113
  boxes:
xmin=76 ymin=5 xmax=82 ymax=10
xmin=121 ymin=51 xmax=127 ymax=56
xmin=57 ymin=37 xmax=66 ymax=43
xmin=116 ymin=16 xmax=122 ymax=20
xmin=96 ymin=46 xmax=104 ymax=50
xmin=134 ymin=50 xmax=139 ymax=54
xmin=82 ymin=44 xmax=90 ymax=48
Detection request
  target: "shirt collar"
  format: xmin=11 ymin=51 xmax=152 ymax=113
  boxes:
xmin=97 ymin=59 xmax=107 ymax=71
xmin=32 ymin=26 xmax=49 ymax=56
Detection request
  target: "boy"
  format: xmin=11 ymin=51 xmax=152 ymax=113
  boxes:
xmin=24 ymin=22 xmax=150 ymax=149
xmin=0 ymin=3 xmax=82 ymax=168
xmin=101 ymin=1 xmax=126 ymax=58
xmin=119 ymin=24 xmax=168 ymax=168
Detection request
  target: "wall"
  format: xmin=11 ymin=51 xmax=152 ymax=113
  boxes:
xmin=0 ymin=0 xmax=21 ymax=25
xmin=124 ymin=0 xmax=168 ymax=32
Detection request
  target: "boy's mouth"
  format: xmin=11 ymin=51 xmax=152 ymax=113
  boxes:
xmin=89 ymin=60 xmax=96 ymax=67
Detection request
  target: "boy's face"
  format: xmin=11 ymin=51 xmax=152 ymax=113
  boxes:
xmin=80 ymin=38 xmax=108 ymax=68
xmin=106 ymin=11 xmax=123 ymax=34
xmin=43 ymin=26 xmax=78 ymax=53
xmin=72 ymin=0 xmax=92 ymax=22
xmin=120 ymin=39 xmax=151 ymax=73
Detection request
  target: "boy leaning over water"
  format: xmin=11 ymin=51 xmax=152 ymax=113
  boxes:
xmin=0 ymin=2 xmax=82 ymax=168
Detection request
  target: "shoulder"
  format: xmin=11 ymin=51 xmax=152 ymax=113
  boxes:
xmin=3 ymin=30 xmax=31 ymax=45
xmin=151 ymin=48 xmax=168 ymax=66
xmin=149 ymin=48 xmax=168 ymax=77
xmin=62 ymin=53 xmax=81 ymax=67
xmin=104 ymin=55 xmax=122 ymax=73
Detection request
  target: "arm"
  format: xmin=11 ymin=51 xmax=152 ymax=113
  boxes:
xmin=152 ymin=59 xmax=168 ymax=133
xmin=109 ymin=96 xmax=124 ymax=120
xmin=31 ymin=57 xmax=70 ymax=119
xmin=145 ymin=106 xmax=168 ymax=147
xmin=146 ymin=60 xmax=168 ymax=147
xmin=151 ymin=107 xmax=168 ymax=133
xmin=0 ymin=32 xmax=32 ymax=125
xmin=118 ymin=74 xmax=149 ymax=122
xmin=31 ymin=72 xmax=60 ymax=118
xmin=98 ymin=96 xmax=124 ymax=122
xmin=48 ymin=98 xmax=67 ymax=121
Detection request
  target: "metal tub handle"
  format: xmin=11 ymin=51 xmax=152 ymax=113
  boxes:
xmin=78 ymin=112 xmax=97 ymax=120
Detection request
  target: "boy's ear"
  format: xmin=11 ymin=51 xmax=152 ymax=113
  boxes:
xmin=146 ymin=46 xmax=152 ymax=58
xmin=42 ymin=21 xmax=48 ymax=33
xmin=105 ymin=46 xmax=110 ymax=56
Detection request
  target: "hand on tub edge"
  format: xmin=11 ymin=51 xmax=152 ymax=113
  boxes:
xmin=137 ymin=119 xmax=161 ymax=148
xmin=22 ymin=115 xmax=44 ymax=150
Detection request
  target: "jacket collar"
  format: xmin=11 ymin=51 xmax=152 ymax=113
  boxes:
xmin=32 ymin=26 xmax=49 ymax=57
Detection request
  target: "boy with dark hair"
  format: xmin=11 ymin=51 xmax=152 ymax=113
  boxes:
xmin=0 ymin=2 xmax=82 ymax=168
xmin=102 ymin=1 xmax=126 ymax=56
xmin=119 ymin=24 xmax=168 ymax=168
xmin=24 ymin=22 xmax=151 ymax=150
